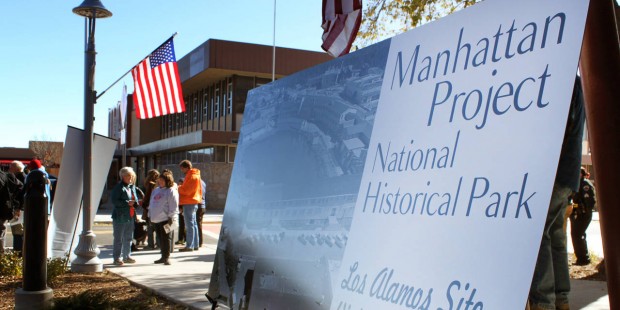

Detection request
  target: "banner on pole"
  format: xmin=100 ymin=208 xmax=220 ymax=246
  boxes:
xmin=47 ymin=127 xmax=117 ymax=261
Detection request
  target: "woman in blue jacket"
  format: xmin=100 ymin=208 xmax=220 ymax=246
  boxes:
xmin=110 ymin=167 xmax=140 ymax=266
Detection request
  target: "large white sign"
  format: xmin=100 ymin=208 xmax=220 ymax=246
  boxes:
xmin=210 ymin=0 xmax=589 ymax=309
xmin=332 ymin=0 xmax=588 ymax=309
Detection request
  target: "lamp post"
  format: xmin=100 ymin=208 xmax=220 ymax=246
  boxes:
xmin=70 ymin=0 xmax=112 ymax=273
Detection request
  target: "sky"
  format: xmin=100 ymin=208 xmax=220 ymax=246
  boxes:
xmin=0 ymin=1 xmax=326 ymax=148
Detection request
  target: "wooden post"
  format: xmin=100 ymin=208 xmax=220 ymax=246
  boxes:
xmin=578 ymin=0 xmax=620 ymax=307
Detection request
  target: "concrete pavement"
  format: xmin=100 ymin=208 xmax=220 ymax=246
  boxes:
xmin=91 ymin=209 xmax=611 ymax=310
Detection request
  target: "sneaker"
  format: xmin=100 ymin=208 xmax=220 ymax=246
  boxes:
xmin=179 ymin=247 xmax=194 ymax=252
xmin=175 ymin=240 xmax=185 ymax=245
xmin=124 ymin=257 xmax=136 ymax=264
xmin=113 ymin=259 xmax=124 ymax=266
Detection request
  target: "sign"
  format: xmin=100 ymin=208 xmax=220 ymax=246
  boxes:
xmin=209 ymin=0 xmax=589 ymax=309
xmin=47 ymin=127 xmax=117 ymax=260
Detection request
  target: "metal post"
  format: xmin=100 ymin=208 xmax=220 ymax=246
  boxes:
xmin=71 ymin=11 xmax=103 ymax=273
xmin=272 ymin=0 xmax=276 ymax=82
xmin=15 ymin=170 xmax=53 ymax=309
xmin=578 ymin=0 xmax=620 ymax=307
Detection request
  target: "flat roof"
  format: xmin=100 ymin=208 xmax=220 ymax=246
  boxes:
xmin=178 ymin=39 xmax=332 ymax=95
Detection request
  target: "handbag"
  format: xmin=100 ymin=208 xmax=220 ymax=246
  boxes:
xmin=10 ymin=223 xmax=24 ymax=235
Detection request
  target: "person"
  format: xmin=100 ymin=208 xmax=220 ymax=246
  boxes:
xmin=0 ymin=170 xmax=23 ymax=253
xmin=177 ymin=160 xmax=202 ymax=252
xmin=110 ymin=167 xmax=140 ymax=266
xmin=149 ymin=170 xmax=179 ymax=265
xmin=528 ymin=77 xmax=585 ymax=310
xmin=197 ymin=178 xmax=207 ymax=247
xmin=27 ymin=159 xmax=51 ymax=215
xmin=175 ymin=178 xmax=186 ymax=246
xmin=570 ymin=167 xmax=596 ymax=266
xmin=8 ymin=161 xmax=27 ymax=254
xmin=142 ymin=169 xmax=160 ymax=250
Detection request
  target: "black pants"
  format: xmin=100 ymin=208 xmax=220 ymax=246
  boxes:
xmin=178 ymin=213 xmax=185 ymax=242
xmin=570 ymin=209 xmax=593 ymax=262
xmin=154 ymin=221 xmax=173 ymax=259
xmin=197 ymin=208 xmax=204 ymax=246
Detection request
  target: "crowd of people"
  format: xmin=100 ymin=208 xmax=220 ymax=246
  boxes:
xmin=110 ymin=159 xmax=207 ymax=266
xmin=0 ymin=159 xmax=52 ymax=255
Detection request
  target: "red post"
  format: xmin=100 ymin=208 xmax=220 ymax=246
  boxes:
xmin=578 ymin=0 xmax=620 ymax=307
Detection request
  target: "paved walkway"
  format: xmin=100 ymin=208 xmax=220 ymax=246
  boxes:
xmin=94 ymin=207 xmax=610 ymax=310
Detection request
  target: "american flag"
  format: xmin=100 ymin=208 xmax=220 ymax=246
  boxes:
xmin=321 ymin=0 xmax=362 ymax=57
xmin=132 ymin=39 xmax=185 ymax=119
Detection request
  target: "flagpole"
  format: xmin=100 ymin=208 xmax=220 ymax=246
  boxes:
xmin=272 ymin=0 xmax=276 ymax=82
xmin=96 ymin=32 xmax=178 ymax=100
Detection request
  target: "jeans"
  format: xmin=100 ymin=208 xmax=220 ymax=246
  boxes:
xmin=182 ymin=204 xmax=199 ymax=249
xmin=529 ymin=185 xmax=572 ymax=309
xmin=113 ymin=221 xmax=134 ymax=261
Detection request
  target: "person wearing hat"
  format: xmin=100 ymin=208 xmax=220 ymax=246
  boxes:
xmin=26 ymin=158 xmax=52 ymax=215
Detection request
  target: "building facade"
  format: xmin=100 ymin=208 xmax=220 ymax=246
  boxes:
xmin=109 ymin=39 xmax=332 ymax=209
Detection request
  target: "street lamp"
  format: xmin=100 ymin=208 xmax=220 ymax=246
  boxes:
xmin=70 ymin=0 xmax=112 ymax=273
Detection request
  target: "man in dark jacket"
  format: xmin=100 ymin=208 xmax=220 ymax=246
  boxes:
xmin=529 ymin=77 xmax=585 ymax=310
xmin=0 ymin=170 xmax=23 ymax=253
xmin=570 ymin=168 xmax=596 ymax=265
xmin=9 ymin=161 xmax=27 ymax=253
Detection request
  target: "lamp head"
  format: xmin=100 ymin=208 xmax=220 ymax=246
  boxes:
xmin=72 ymin=0 xmax=112 ymax=18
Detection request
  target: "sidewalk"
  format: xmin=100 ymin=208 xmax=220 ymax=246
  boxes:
xmin=97 ymin=204 xmax=610 ymax=309
xmin=94 ymin=200 xmax=224 ymax=225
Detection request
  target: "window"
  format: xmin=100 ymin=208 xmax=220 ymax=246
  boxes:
xmin=210 ymin=89 xmax=215 ymax=121
xmin=227 ymin=79 xmax=233 ymax=115
xmin=193 ymin=97 xmax=198 ymax=126
xmin=161 ymin=114 xmax=167 ymax=138
xmin=228 ymin=146 xmax=236 ymax=162
xmin=214 ymin=86 xmax=220 ymax=118
xmin=203 ymin=92 xmax=209 ymax=122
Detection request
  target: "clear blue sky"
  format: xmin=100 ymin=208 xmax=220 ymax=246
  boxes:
xmin=0 ymin=1 xmax=325 ymax=148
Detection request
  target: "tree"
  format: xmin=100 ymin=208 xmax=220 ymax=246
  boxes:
xmin=356 ymin=0 xmax=479 ymax=47
xmin=29 ymin=138 xmax=63 ymax=169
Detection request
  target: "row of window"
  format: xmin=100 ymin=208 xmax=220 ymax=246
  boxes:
xmin=158 ymin=146 xmax=236 ymax=166
xmin=161 ymin=77 xmax=234 ymax=137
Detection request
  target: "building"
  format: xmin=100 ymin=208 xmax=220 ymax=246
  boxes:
xmin=0 ymin=142 xmax=62 ymax=176
xmin=0 ymin=148 xmax=35 ymax=172
xmin=109 ymin=39 xmax=332 ymax=209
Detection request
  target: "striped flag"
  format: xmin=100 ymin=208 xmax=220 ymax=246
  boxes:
xmin=131 ymin=39 xmax=185 ymax=119
xmin=321 ymin=0 xmax=362 ymax=57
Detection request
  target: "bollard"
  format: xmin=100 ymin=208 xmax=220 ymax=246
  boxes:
xmin=15 ymin=170 xmax=53 ymax=309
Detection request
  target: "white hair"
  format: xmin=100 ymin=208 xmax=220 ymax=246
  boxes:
xmin=119 ymin=166 xmax=137 ymax=184
xmin=10 ymin=160 xmax=25 ymax=172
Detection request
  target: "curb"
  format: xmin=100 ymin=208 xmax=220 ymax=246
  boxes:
xmin=106 ymin=269 xmax=205 ymax=310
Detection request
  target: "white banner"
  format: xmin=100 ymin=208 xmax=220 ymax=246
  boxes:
xmin=47 ymin=127 xmax=117 ymax=261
